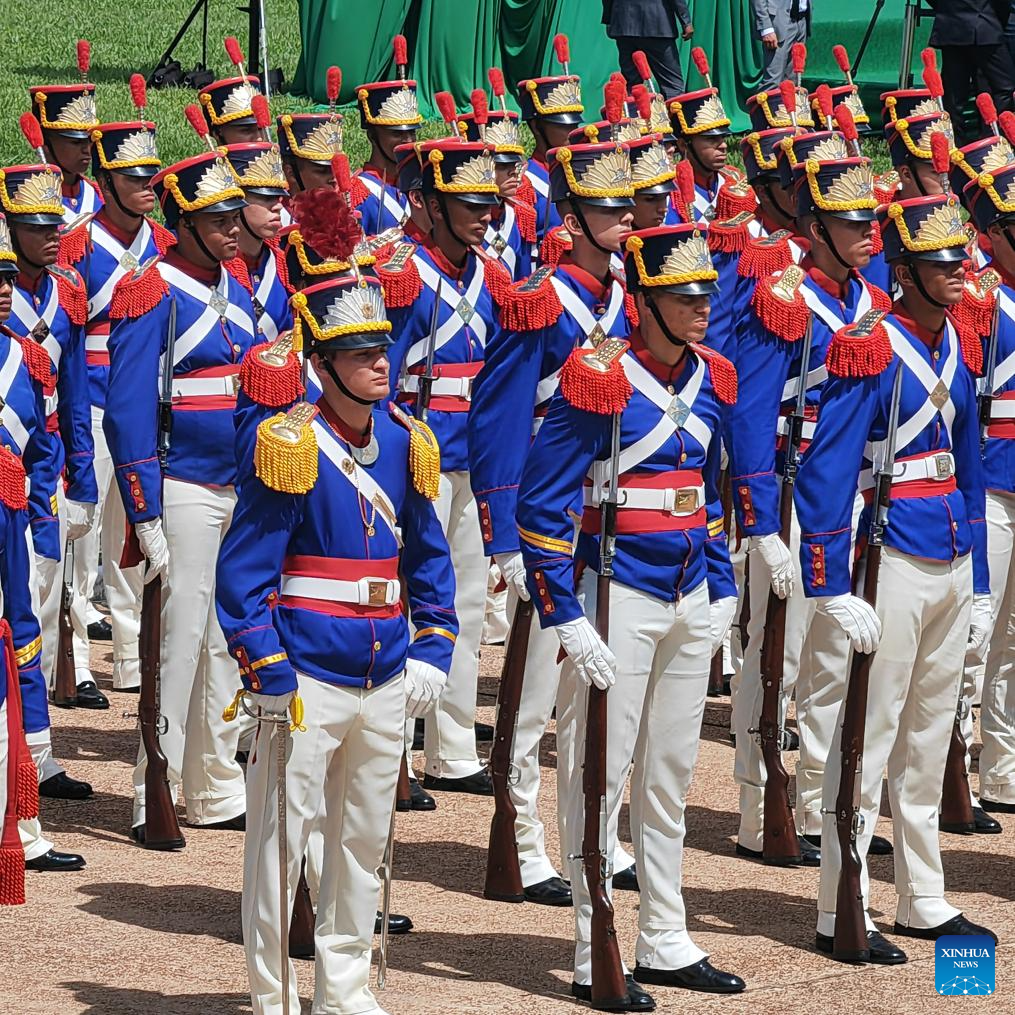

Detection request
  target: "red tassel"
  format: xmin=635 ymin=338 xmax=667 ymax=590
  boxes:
xmin=826 ymin=321 xmax=893 ymax=377
xmin=151 ymin=221 xmax=176 ymax=255
xmin=874 ymin=176 xmax=899 ymax=205
xmin=540 ymin=225 xmax=571 ymax=267
xmin=511 ymin=199 xmax=537 ymax=244
xmin=109 ymin=261 xmax=168 ymax=319
xmin=869 ymin=220 xmax=884 ymax=256
xmin=690 ymin=343 xmax=737 ymax=403
xmin=516 ymin=174 xmax=535 ymax=208
xmin=376 ymin=254 xmax=422 ymax=308
xmin=559 ymin=346 xmax=632 ymax=414
xmin=953 ymin=276 xmax=996 ymax=341
xmin=714 ymin=181 xmax=757 ymax=220
xmin=238 ymin=341 xmax=303 ymax=407
xmin=751 ymin=276 xmax=809 ymax=342
xmin=349 ymin=174 xmax=371 ymax=208
xmin=486 ymin=261 xmax=562 ymax=331
xmin=0 ymin=447 xmax=27 ymax=511
xmin=707 ymin=217 xmax=751 ymax=254
xmin=224 ymin=256 xmax=254 ymax=294
xmin=58 ymin=224 xmax=89 ymax=266
xmin=624 ymin=290 xmax=639 ymax=327
xmin=737 ymin=233 xmax=794 ymax=279
xmin=867 ymin=281 xmax=891 ymax=311
xmin=9 ymin=332 xmax=54 ymax=386
xmin=15 ymin=742 xmax=38 ymax=821
xmin=52 ymin=268 xmax=87 ymax=326
xmin=955 ymin=319 xmax=985 ymax=375
xmin=0 ymin=842 xmax=25 ymax=906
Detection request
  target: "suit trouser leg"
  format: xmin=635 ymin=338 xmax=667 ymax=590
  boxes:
xmin=424 ymin=470 xmax=484 ymax=779
xmin=758 ymin=12 xmax=807 ymax=90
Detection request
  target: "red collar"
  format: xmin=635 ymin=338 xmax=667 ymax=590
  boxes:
xmin=420 ymin=235 xmax=469 ymax=280
xmin=628 ymin=327 xmax=689 ymax=384
xmin=558 ymin=255 xmax=613 ymax=301
xmin=802 ymin=257 xmax=852 ymax=301
xmin=759 ymin=209 xmax=798 ymax=240
xmin=318 ymin=397 xmax=370 ymax=447
xmin=95 ymin=209 xmax=142 ymax=248
xmin=163 ymin=248 xmax=221 ymax=286
xmin=530 ymin=155 xmax=549 ymax=172
xmin=891 ymin=303 xmax=946 ymax=349
xmin=404 ymin=219 xmax=428 ymax=244
xmin=60 ymin=176 xmax=81 ymax=198
xmin=16 ymin=269 xmax=46 ymax=295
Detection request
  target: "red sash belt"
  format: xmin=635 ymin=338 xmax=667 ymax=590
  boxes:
xmin=172 ymin=364 xmax=240 ymax=412
xmin=581 ymin=469 xmax=707 ymax=535
xmin=400 ymin=361 xmax=482 ymax=413
xmin=279 ymin=554 xmax=402 ymax=618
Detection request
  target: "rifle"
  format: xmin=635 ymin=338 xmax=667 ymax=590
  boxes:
xmin=978 ymin=273 xmax=1002 ymax=449
xmin=584 ymin=405 xmax=628 ymax=1007
xmin=418 ymin=280 xmax=441 ymax=423
xmin=708 ymin=468 xmax=733 ymax=696
xmin=288 ymin=857 xmax=316 ymax=958
xmin=395 ymin=753 xmax=412 ymax=810
xmin=833 ymin=360 xmax=904 ymax=962
xmin=484 ymin=596 xmax=533 ymax=902
xmin=138 ymin=295 xmax=184 ymax=850
xmin=52 ymin=539 xmax=77 ymax=707
xmin=939 ymin=701 xmax=975 ymax=832
xmin=756 ymin=316 xmax=812 ymax=865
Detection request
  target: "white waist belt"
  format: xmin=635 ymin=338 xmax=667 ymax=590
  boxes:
xmin=776 ymin=416 xmax=816 ymax=440
xmin=85 ymin=333 xmax=108 ymax=353
xmin=531 ymin=415 xmax=545 ymax=436
xmin=172 ymin=375 xmax=239 ymax=398
xmin=279 ymin=574 xmax=401 ymax=607
xmin=582 ymin=483 xmax=705 ymax=514
xmin=990 ymin=400 xmax=1015 ymax=421
xmin=44 ymin=393 xmax=58 ymax=416
xmin=401 ymin=374 xmax=474 ymax=399
xmin=861 ymin=451 xmax=955 ymax=490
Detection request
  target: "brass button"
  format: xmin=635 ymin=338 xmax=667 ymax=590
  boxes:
xmin=667 ymin=385 xmax=675 ymax=394
xmin=137 ymin=500 xmax=145 ymax=509
xmin=128 ymin=472 xmax=137 ymax=481
xmin=373 ymin=640 xmax=381 ymax=651
xmin=952 ymin=522 xmax=958 ymax=531
xmin=680 ymin=452 xmax=687 ymax=463
xmin=933 ymin=350 xmax=940 ymax=360
xmin=232 ymin=343 xmax=241 ymax=353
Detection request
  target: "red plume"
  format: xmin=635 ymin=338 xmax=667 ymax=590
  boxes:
xmin=832 ymin=44 xmax=850 ymax=75
xmin=791 ymin=43 xmax=806 ymax=75
xmin=553 ymin=34 xmax=570 ymax=65
xmin=835 ymin=102 xmax=858 ymax=143
xmin=976 ymin=92 xmax=998 ymax=126
xmin=225 ymin=36 xmax=244 ymax=67
xmin=488 ymin=66 xmax=506 ymax=98
xmin=471 ymin=88 xmax=489 ymax=126
xmin=393 ymin=34 xmax=408 ymax=67
xmin=633 ymin=84 xmax=652 ymax=123
xmin=332 ymin=153 xmax=353 ymax=194
xmin=326 ymin=66 xmax=341 ymax=104
xmin=19 ymin=112 xmax=43 ymax=152
xmin=185 ymin=103 xmax=209 ymax=139
xmin=633 ymin=50 xmax=652 ymax=83
xmin=921 ymin=47 xmax=937 ymax=71
xmin=779 ymin=80 xmax=796 ymax=117
xmin=129 ymin=73 xmax=147 ymax=112
xmin=1001 ymin=110 xmax=1015 ymax=144
xmin=76 ymin=40 xmax=91 ymax=76
xmin=676 ymin=159 xmax=695 ymax=210
xmin=251 ymin=94 xmax=270 ymax=130
xmin=291 ymin=187 xmax=361 ymax=262
xmin=923 ymin=66 xmax=943 ymax=99
xmin=604 ymin=79 xmax=625 ymax=125
xmin=930 ymin=130 xmax=951 ymax=176
xmin=815 ymin=83 xmax=833 ymax=122
xmin=691 ymin=47 xmax=709 ymax=78
xmin=435 ymin=91 xmax=457 ymax=126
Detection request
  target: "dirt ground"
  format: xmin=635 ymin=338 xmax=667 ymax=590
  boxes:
xmin=0 ymin=640 xmax=1011 ymax=1015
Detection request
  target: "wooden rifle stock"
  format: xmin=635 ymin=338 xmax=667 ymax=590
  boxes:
xmin=52 ymin=548 xmax=77 ymax=707
xmin=484 ymin=596 xmax=534 ymax=902
xmin=738 ymin=554 xmax=751 ymax=651
xmin=396 ymin=753 xmax=411 ymax=809
xmin=707 ymin=469 xmax=730 ymax=695
xmin=288 ymin=857 xmax=316 ymax=957
xmin=939 ymin=716 xmax=975 ymax=832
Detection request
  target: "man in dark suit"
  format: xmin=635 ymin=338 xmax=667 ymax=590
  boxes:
xmin=928 ymin=0 xmax=1015 ymax=140
xmin=604 ymin=0 xmax=694 ymax=98
xmin=749 ymin=0 xmax=811 ymax=89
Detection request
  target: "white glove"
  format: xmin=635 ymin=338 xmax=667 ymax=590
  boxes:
xmin=135 ymin=518 xmax=169 ymax=585
xmin=494 ymin=551 xmax=530 ymax=602
xmin=749 ymin=533 xmax=795 ymax=600
xmin=817 ymin=593 xmax=882 ymax=654
xmin=65 ymin=499 xmax=95 ymax=541
xmin=248 ymin=691 xmax=294 ymax=716
xmin=967 ymin=594 xmax=993 ymax=660
xmin=404 ymin=658 xmax=448 ymax=719
xmin=556 ymin=616 xmax=616 ymax=690
xmin=709 ymin=596 xmax=738 ymax=657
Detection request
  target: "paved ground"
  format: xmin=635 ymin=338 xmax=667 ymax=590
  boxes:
xmin=0 ymin=640 xmax=1011 ymax=1014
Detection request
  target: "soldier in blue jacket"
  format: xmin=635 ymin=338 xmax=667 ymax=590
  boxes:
xmin=216 ymin=274 xmax=457 ymax=1015
xmin=517 ymin=223 xmax=745 ymax=1006
xmin=797 ymin=192 xmax=996 ymax=962
xmin=104 ymin=141 xmax=257 ymax=842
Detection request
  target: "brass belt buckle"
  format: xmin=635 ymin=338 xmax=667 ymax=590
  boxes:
xmin=934 ymin=454 xmax=953 ymax=480
xmin=673 ymin=488 xmax=699 ymax=514
xmin=367 ymin=580 xmax=389 ymax=607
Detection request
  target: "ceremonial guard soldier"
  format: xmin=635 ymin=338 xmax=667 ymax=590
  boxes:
xmin=216 ymin=274 xmax=457 ymax=1015
xmin=6 ymin=117 xmax=99 ymax=725
xmin=377 ymin=137 xmax=500 ymax=795
xmin=104 ymin=111 xmax=257 ymax=841
xmin=61 ymin=77 xmax=172 ymax=695
xmin=798 ymin=192 xmax=996 ymax=961
xmin=199 ymin=37 xmax=264 ymax=146
xmin=28 ymin=41 xmax=103 ymax=230
xmin=353 ymin=36 xmax=420 ymax=235
xmin=516 ymin=223 xmax=745 ymax=1007
xmin=277 ymin=110 xmax=344 ymax=203
xmin=470 ymin=138 xmax=636 ymax=905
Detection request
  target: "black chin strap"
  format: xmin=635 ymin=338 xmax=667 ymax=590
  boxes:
xmin=905 ymin=257 xmax=948 ymax=309
xmin=434 ymin=193 xmax=471 ymax=253
xmin=685 ymin=139 xmax=712 ymax=180
xmin=318 ymin=351 xmax=376 ymax=406
xmin=760 ymin=179 xmax=794 ymax=227
xmin=183 ymin=217 xmax=220 ymax=268
xmin=1002 ymin=226 xmax=1015 ymax=257
xmin=908 ymin=160 xmax=929 ymax=197
xmin=646 ymin=293 xmax=689 ymax=348
xmin=240 ymin=207 xmax=262 ymax=242
xmin=288 ymin=159 xmax=306 ymax=193
xmin=571 ymin=200 xmax=615 ymax=256
xmin=814 ymin=214 xmax=854 ymax=273
xmin=102 ymin=172 xmax=143 ymax=221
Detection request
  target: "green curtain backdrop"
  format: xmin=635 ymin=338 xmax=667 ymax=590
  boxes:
xmin=293 ymin=0 xmax=931 ymax=131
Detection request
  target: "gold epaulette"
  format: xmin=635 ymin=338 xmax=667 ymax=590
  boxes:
xmin=751 ymin=264 xmax=809 ymax=342
xmin=826 ymin=310 xmax=893 ymax=378
xmin=389 ymin=402 xmax=441 ymax=500
xmin=254 ymin=402 xmax=319 ymax=493
xmin=109 ymin=256 xmax=167 ymax=319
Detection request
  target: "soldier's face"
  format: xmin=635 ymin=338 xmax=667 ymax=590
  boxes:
xmin=539 ymin=121 xmax=572 ymax=152
xmin=373 ymin=126 xmax=414 ymax=162
xmin=811 ymin=215 xmax=873 ymax=268
xmin=564 ymin=203 xmax=633 ymax=253
xmin=105 ymin=173 xmax=156 ymax=216
xmin=436 ymin=196 xmax=494 ymax=246
xmin=494 ymin=162 xmax=521 ymax=202
xmin=641 ymin=291 xmax=711 ymax=348
xmin=686 ymin=135 xmax=728 ymax=173
xmin=217 ymin=123 xmax=262 ymax=145
xmin=46 ymin=133 xmax=92 ymax=177
xmin=0 ymin=277 xmax=13 ymax=321
xmin=320 ymin=345 xmax=390 ymax=402
xmin=897 ymin=159 xmax=944 ymax=200
xmin=300 ymin=159 xmax=337 ymax=192
xmin=11 ymin=222 xmax=60 ymax=267
xmin=633 ymin=192 xmax=669 ymax=229
xmin=192 ymin=210 xmax=242 ymax=261
xmin=242 ymin=192 xmax=284 ymax=240
xmin=896 ymin=258 xmax=965 ymax=306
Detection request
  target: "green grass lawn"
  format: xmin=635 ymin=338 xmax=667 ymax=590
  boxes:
xmin=0 ymin=0 xmax=890 ymax=182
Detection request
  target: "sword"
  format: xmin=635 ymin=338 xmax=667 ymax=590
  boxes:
xmin=376 ymin=797 xmax=397 ymax=989
xmin=418 ymin=279 xmax=442 ymax=423
xmin=275 ymin=716 xmax=290 ymax=1015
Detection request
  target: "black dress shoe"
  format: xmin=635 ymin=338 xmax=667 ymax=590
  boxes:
xmin=422 ymin=769 xmax=493 ymax=795
xmin=894 ymin=913 xmax=997 ymax=945
xmin=980 ymin=797 xmax=1015 ymax=814
xmin=612 ymin=864 xmax=639 ymax=892
xmin=200 ymin=813 xmax=246 ymax=831
xmin=129 ymin=824 xmax=186 ymax=850
xmin=815 ymin=930 xmax=907 ymax=965
xmin=782 ymin=727 xmax=800 ymax=751
xmin=806 ymin=833 xmax=894 ymax=856
xmin=87 ymin=618 xmax=113 ymax=641
xmin=374 ymin=911 xmax=413 ymax=935
xmin=634 ymin=958 xmax=745 ymax=994
xmin=25 ymin=848 xmax=86 ymax=872
xmin=523 ymin=876 xmax=572 ymax=906
xmin=972 ymin=806 xmax=1002 ymax=833
xmin=475 ymin=721 xmax=494 ymax=742
xmin=409 ymin=779 xmax=436 ymax=810
xmin=799 ymin=835 xmax=820 ymax=867
xmin=39 ymin=771 xmax=93 ymax=800
xmin=571 ymin=974 xmax=655 ymax=1011
xmin=74 ymin=680 xmax=109 ymax=710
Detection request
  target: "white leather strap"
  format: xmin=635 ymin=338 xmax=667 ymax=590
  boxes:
xmin=88 ymin=219 xmax=153 ymax=320
xmin=359 ymin=172 xmax=409 ymax=228
xmin=0 ymin=340 xmax=30 ymax=452
xmin=550 ymin=276 xmax=624 ymax=343
xmin=776 ymin=415 xmax=816 ymax=440
xmin=12 ymin=284 xmax=61 ymax=368
xmin=171 ymin=374 xmax=239 ymax=398
xmin=485 ymin=203 xmax=518 ymax=274
xmin=860 ymin=451 xmax=955 ymax=491
xmin=252 ymin=250 xmax=280 ymax=341
xmin=582 ymin=482 xmax=705 ymax=513
xmin=280 ymin=573 xmax=401 ymax=606
xmin=401 ymin=374 xmax=474 ymax=398
xmin=408 ymin=256 xmax=487 ymax=364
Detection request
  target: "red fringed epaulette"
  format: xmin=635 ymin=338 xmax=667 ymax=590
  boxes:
xmin=0 ymin=446 xmax=27 ymax=511
xmin=376 ymin=242 xmax=421 ymax=308
xmin=485 ymin=262 xmax=562 ymax=331
xmin=540 ymin=225 xmax=572 ymax=267
xmin=268 ymin=239 xmax=292 ymax=293
xmin=826 ymin=310 xmax=893 ymax=378
xmin=559 ymin=338 xmax=632 ymax=414
xmin=516 ymin=174 xmax=536 ymax=209
xmin=624 ymin=290 xmax=639 ymax=326
xmin=751 ymin=265 xmax=809 ymax=341
xmin=57 ymin=220 xmax=91 ymax=266
xmin=866 ymin=282 xmax=892 ymax=312
xmin=956 ymin=320 xmax=985 ymax=375
xmin=224 ymin=256 xmax=254 ymax=294
xmin=349 ymin=174 xmax=371 ymax=209
xmin=511 ymin=199 xmax=538 ymax=244
xmin=953 ymin=268 xmax=1001 ymax=344
xmin=715 ymin=175 xmax=757 ymax=220
xmin=47 ymin=265 xmax=87 ymax=325
xmin=869 ymin=220 xmax=883 ymax=256
xmin=238 ymin=334 xmax=303 ymax=407
xmin=5 ymin=330 xmax=53 ymax=386
xmin=738 ymin=229 xmax=795 ymax=279
xmin=109 ymin=256 xmax=168 ymax=319
xmin=690 ymin=343 xmax=737 ymax=404
xmin=150 ymin=219 xmax=176 ymax=255
xmin=707 ymin=212 xmax=754 ymax=254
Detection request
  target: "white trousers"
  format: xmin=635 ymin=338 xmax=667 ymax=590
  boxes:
xmin=244 ymin=673 xmax=403 ymax=1015
xmin=18 ymin=731 xmax=55 ymax=860
xmin=70 ymin=407 xmax=143 ymax=687
xmin=566 ymin=577 xmax=711 ymax=982
xmin=817 ymin=548 xmax=971 ymax=933
xmin=734 ymin=502 xmax=855 ymax=847
xmin=132 ymin=478 xmax=246 ymax=827
xmin=963 ymin=490 xmax=1015 ymax=805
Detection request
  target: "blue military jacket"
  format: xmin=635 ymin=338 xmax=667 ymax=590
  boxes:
xmin=355 ymin=167 xmax=410 ymax=236
xmin=227 ymin=242 xmax=293 ymax=344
